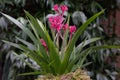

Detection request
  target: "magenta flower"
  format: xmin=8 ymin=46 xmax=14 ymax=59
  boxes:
xmin=53 ymin=4 xmax=59 ymax=13
xmin=60 ymin=5 xmax=68 ymax=14
xmin=40 ymin=38 xmax=48 ymax=51
xmin=48 ymin=15 xmax=64 ymax=32
xmin=69 ymin=25 xmax=76 ymax=35
xmin=53 ymin=4 xmax=68 ymax=14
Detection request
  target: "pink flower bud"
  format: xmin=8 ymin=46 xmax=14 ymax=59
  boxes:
xmin=40 ymin=39 xmax=48 ymax=51
xmin=69 ymin=25 xmax=76 ymax=34
xmin=53 ymin=4 xmax=59 ymax=13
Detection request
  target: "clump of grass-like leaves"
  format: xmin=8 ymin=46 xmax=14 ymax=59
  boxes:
xmin=2 ymin=4 xmax=119 ymax=78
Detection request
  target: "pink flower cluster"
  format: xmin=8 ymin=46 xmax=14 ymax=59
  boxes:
xmin=40 ymin=4 xmax=77 ymax=51
xmin=48 ymin=15 xmax=64 ymax=32
xmin=49 ymin=4 xmax=76 ymax=35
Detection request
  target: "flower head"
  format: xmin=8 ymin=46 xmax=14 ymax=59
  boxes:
xmin=49 ymin=4 xmax=69 ymax=32
xmin=60 ymin=5 xmax=68 ymax=14
xmin=53 ymin=4 xmax=68 ymax=15
xmin=69 ymin=25 xmax=76 ymax=35
xmin=48 ymin=15 xmax=64 ymax=32
xmin=53 ymin=4 xmax=59 ymax=13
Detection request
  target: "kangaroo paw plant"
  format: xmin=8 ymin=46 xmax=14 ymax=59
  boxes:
xmin=2 ymin=4 xmax=119 ymax=80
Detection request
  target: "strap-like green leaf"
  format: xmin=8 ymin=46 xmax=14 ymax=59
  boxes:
xmin=75 ymin=37 xmax=101 ymax=53
xmin=2 ymin=40 xmax=23 ymax=50
xmin=90 ymin=45 xmax=120 ymax=50
xmin=16 ymin=37 xmax=35 ymax=50
xmin=78 ymin=49 xmax=92 ymax=68
xmin=67 ymin=48 xmax=92 ymax=72
xmin=18 ymin=72 xmax=42 ymax=76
